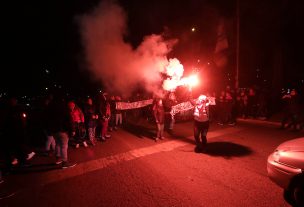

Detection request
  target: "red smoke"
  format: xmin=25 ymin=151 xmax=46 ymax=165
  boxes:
xmin=79 ymin=1 xmax=178 ymax=97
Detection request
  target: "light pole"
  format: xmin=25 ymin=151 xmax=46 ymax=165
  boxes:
xmin=235 ymin=0 xmax=240 ymax=89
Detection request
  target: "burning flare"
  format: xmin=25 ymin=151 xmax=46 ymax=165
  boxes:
xmin=162 ymin=73 xmax=200 ymax=91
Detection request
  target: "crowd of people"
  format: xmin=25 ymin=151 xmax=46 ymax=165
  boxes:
xmin=0 ymin=85 xmax=303 ymax=181
xmin=0 ymin=92 xmax=126 ymax=177
xmin=280 ymin=89 xmax=304 ymax=131
xmin=208 ymin=86 xmax=271 ymax=126
xmin=213 ymin=86 xmax=303 ymax=130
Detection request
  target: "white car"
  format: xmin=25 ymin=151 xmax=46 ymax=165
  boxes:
xmin=267 ymin=137 xmax=304 ymax=207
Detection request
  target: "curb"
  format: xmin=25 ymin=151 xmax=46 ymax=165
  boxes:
xmin=237 ymin=118 xmax=281 ymax=126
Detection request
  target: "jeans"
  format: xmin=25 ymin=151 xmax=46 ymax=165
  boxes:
xmin=169 ymin=116 xmax=175 ymax=130
xmin=194 ymin=120 xmax=209 ymax=149
xmin=46 ymin=135 xmax=56 ymax=151
xmin=88 ymin=127 xmax=96 ymax=140
xmin=54 ymin=132 xmax=69 ymax=162
xmin=101 ymin=119 xmax=109 ymax=137
xmin=116 ymin=113 xmax=122 ymax=126
xmin=157 ymin=123 xmax=164 ymax=138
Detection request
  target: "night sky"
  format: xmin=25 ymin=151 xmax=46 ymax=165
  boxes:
xmin=2 ymin=0 xmax=304 ymax=96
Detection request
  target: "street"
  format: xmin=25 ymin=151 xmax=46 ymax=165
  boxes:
xmin=1 ymin=119 xmax=303 ymax=207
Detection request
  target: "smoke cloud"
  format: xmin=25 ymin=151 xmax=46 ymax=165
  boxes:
xmin=79 ymin=0 xmax=179 ymax=97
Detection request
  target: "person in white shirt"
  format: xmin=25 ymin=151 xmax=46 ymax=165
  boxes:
xmin=190 ymin=95 xmax=210 ymax=153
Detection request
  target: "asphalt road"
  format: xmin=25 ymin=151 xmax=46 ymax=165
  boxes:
xmin=1 ymin=119 xmax=303 ymax=207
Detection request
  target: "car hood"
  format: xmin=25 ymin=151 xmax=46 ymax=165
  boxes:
xmin=276 ymin=137 xmax=304 ymax=151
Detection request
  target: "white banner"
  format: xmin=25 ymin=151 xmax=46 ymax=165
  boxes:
xmin=208 ymin=97 xmax=216 ymax=106
xmin=170 ymin=101 xmax=194 ymax=116
xmin=115 ymin=97 xmax=215 ymax=113
xmin=116 ymin=99 xmax=153 ymax=110
xmin=170 ymin=97 xmax=215 ymax=116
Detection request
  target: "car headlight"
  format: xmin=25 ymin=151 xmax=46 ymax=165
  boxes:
xmin=272 ymin=150 xmax=281 ymax=162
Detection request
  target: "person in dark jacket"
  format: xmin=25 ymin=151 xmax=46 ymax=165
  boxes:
xmin=46 ymin=95 xmax=76 ymax=168
xmin=153 ymin=98 xmax=165 ymax=141
xmin=42 ymin=95 xmax=56 ymax=156
xmin=1 ymin=96 xmax=31 ymax=171
xmin=109 ymin=96 xmax=116 ymax=131
xmin=98 ymin=93 xmax=111 ymax=141
xmin=164 ymin=92 xmax=177 ymax=133
xmin=217 ymin=90 xmax=226 ymax=125
xmin=247 ymin=88 xmax=257 ymax=118
xmin=280 ymin=89 xmax=301 ymax=130
xmin=84 ymin=98 xmax=98 ymax=146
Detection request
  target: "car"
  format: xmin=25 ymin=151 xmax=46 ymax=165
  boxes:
xmin=267 ymin=137 xmax=304 ymax=207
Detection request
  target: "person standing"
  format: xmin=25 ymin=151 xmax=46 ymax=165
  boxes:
xmin=84 ymin=98 xmax=98 ymax=146
xmin=98 ymin=93 xmax=111 ymax=141
xmin=47 ymin=95 xmax=76 ymax=168
xmin=238 ymin=90 xmax=248 ymax=118
xmin=1 ymin=96 xmax=32 ymax=171
xmin=153 ymin=99 xmax=165 ymax=141
xmin=280 ymin=89 xmax=300 ymax=130
xmin=42 ymin=95 xmax=56 ymax=156
xmin=247 ymin=88 xmax=257 ymax=118
xmin=190 ymin=95 xmax=210 ymax=153
xmin=109 ymin=96 xmax=116 ymax=131
xmin=225 ymin=91 xmax=236 ymax=125
xmin=68 ymin=101 xmax=87 ymax=148
xmin=164 ymin=92 xmax=177 ymax=133
xmin=115 ymin=96 xmax=123 ymax=129
xmin=217 ymin=90 xmax=226 ymax=125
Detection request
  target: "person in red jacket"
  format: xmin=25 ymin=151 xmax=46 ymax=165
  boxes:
xmin=68 ymin=101 xmax=88 ymax=148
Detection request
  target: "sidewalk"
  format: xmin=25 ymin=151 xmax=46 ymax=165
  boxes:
xmin=237 ymin=112 xmax=283 ymax=127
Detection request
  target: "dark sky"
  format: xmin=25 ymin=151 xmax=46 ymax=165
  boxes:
xmin=2 ymin=0 xmax=304 ymax=96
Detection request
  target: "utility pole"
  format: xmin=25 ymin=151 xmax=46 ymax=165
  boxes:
xmin=235 ymin=0 xmax=240 ymax=89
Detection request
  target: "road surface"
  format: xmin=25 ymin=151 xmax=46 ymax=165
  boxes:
xmin=1 ymin=119 xmax=303 ymax=207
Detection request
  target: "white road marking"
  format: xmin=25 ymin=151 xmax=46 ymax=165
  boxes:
xmin=39 ymin=127 xmax=243 ymax=185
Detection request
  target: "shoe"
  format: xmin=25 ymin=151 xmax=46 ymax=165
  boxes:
xmin=11 ymin=158 xmax=18 ymax=165
xmin=75 ymin=144 xmax=80 ymax=148
xmin=83 ymin=141 xmax=88 ymax=147
xmin=56 ymin=160 xmax=63 ymax=165
xmin=155 ymin=137 xmax=159 ymax=142
xmin=20 ymin=162 xmax=32 ymax=167
xmin=100 ymin=137 xmax=106 ymax=142
xmin=62 ymin=161 xmax=77 ymax=169
xmin=55 ymin=157 xmax=63 ymax=165
xmin=160 ymin=137 xmax=165 ymax=140
xmin=194 ymin=146 xmax=204 ymax=153
xmin=217 ymin=122 xmax=224 ymax=126
xmin=42 ymin=151 xmax=51 ymax=157
xmin=105 ymin=134 xmax=111 ymax=139
xmin=228 ymin=122 xmax=236 ymax=126
xmin=27 ymin=152 xmax=36 ymax=160
xmin=90 ymin=139 xmax=96 ymax=146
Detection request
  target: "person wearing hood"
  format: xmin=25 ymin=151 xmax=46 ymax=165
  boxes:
xmin=190 ymin=94 xmax=210 ymax=153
